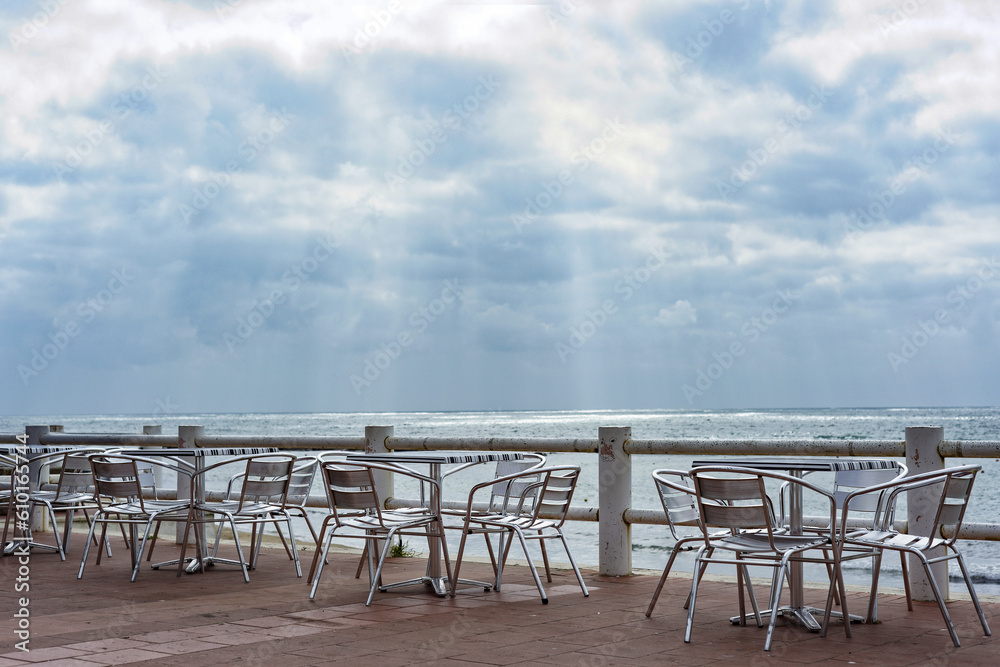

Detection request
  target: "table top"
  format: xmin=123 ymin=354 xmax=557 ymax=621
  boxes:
xmin=114 ymin=447 xmax=280 ymax=457
xmin=0 ymin=444 xmax=88 ymax=454
xmin=690 ymin=456 xmax=900 ymax=472
xmin=347 ymin=451 xmax=524 ymax=465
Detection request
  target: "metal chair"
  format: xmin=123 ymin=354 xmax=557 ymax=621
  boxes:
xmin=645 ymin=468 xmax=762 ymax=618
xmin=442 ymin=453 xmax=547 ymax=580
xmin=308 ymin=460 xmax=451 ymax=606
xmin=450 ymin=465 xmax=589 ymax=604
xmin=838 ymin=464 xmax=991 ymax=646
xmin=182 ymin=454 xmax=302 ymax=583
xmin=686 ymin=466 xmax=849 ymax=651
xmin=6 ymin=449 xmax=106 ymax=560
xmin=1 ymin=454 xmax=18 ymax=552
xmin=223 ymin=455 xmax=320 ymax=558
xmin=78 ymin=454 xmax=193 ymax=582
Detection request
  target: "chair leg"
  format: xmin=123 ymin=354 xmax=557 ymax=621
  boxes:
xmin=917 ymin=552 xmax=960 ymax=647
xmin=482 ymin=531 xmax=498 ymax=575
xmin=763 ymin=561 xmax=789 ymax=651
xmin=511 ymin=527 xmax=548 ymax=603
xmin=130 ymin=521 xmax=158 ymax=583
xmin=900 ymin=551 xmax=913 ymax=611
xmin=77 ymin=512 xmax=103 ymax=579
xmin=308 ymin=528 xmax=338 ymax=598
xmin=226 ymin=515 xmax=250 ymax=583
xmin=955 ymin=552 xmax=992 ymax=637
xmin=538 ymin=531 xmax=552 ymax=583
xmin=646 ymin=547 xmax=684 ymax=617
xmin=449 ymin=528 xmax=471 ymax=597
xmin=307 ymin=516 xmax=340 ymax=584
xmin=282 ymin=513 xmax=302 ymax=577
xmin=367 ymin=528 xmax=399 ymax=606
xmin=436 ymin=520 xmax=452 ymax=593
xmin=555 ymin=532 xmax=588 ymax=597
xmin=684 ymin=548 xmax=709 ymax=643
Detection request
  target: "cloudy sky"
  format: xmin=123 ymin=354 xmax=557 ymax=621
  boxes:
xmin=1 ymin=0 xmax=998 ymax=417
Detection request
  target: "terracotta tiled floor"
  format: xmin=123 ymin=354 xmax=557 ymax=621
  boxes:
xmin=1 ymin=533 xmax=995 ymax=665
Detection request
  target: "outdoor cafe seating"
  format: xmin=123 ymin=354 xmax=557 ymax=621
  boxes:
xmin=78 ymin=453 xmax=194 ymax=582
xmin=449 ymin=465 xmax=590 ymax=604
xmin=308 ymin=459 xmax=452 ymax=606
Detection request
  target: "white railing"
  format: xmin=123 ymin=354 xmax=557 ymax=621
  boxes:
xmin=13 ymin=423 xmax=1000 ymax=602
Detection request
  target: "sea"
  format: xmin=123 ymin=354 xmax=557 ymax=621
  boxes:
xmin=5 ymin=407 xmax=999 ymax=596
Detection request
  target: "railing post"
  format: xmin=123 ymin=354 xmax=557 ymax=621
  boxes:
xmin=905 ymin=425 xmax=947 ymax=601
xmin=599 ymin=426 xmax=632 ymax=576
xmin=144 ymin=425 xmax=163 ymax=488
xmin=177 ymin=425 xmax=203 ymax=544
xmin=365 ymin=425 xmax=394 ymax=504
xmin=25 ymin=425 xmax=50 ymax=530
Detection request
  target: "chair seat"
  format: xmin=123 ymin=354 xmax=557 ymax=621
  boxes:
xmin=849 ymin=529 xmax=940 ymax=550
xmin=104 ymin=499 xmax=192 ymax=517
xmin=30 ymin=491 xmax=97 ymax=505
xmin=716 ymin=532 xmax=829 ymax=554
xmin=467 ymin=514 xmax=557 ymax=532
xmin=341 ymin=511 xmax=436 ymax=532
xmin=196 ymin=500 xmax=285 ymax=516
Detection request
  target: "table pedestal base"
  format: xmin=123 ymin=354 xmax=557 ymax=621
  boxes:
xmin=379 ymin=575 xmax=453 ymax=596
xmin=730 ymin=606 xmax=865 ymax=631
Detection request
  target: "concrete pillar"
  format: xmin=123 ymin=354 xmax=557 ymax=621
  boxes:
xmin=365 ymin=426 xmax=394 ymax=505
xmin=145 ymin=425 xmax=163 ymax=488
xmin=25 ymin=425 xmax=50 ymax=530
xmin=904 ymin=426 xmax=947 ymax=600
xmin=598 ymin=426 xmax=631 ymax=576
xmin=177 ymin=425 xmax=203 ymax=543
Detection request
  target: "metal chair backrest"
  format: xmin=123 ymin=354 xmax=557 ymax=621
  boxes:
xmin=489 ymin=455 xmax=546 ymax=513
xmin=651 ymin=469 xmax=700 ymax=541
xmin=90 ymin=456 xmax=149 ymax=511
xmin=833 ymin=464 xmax=907 ymax=509
xmin=921 ymin=466 xmax=979 ymax=547
xmin=321 ymin=463 xmax=380 ymax=522
xmin=286 ymin=457 xmax=319 ymax=506
xmin=530 ymin=467 xmax=580 ymax=527
xmin=691 ymin=470 xmax=776 ymax=535
xmin=236 ymin=456 xmax=295 ymax=510
xmin=53 ymin=451 xmax=101 ymax=498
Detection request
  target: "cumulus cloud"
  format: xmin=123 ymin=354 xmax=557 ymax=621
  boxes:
xmin=656 ymin=300 xmax=697 ymax=327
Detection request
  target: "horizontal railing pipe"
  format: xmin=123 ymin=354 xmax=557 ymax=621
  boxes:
xmin=39 ymin=432 xmax=179 ymax=447
xmin=626 ymin=438 xmax=906 ymax=457
xmin=387 ymin=436 xmax=600 ymax=453
xmin=938 ymin=440 xmax=1000 ymax=457
xmin=196 ymin=435 xmax=364 ymax=450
